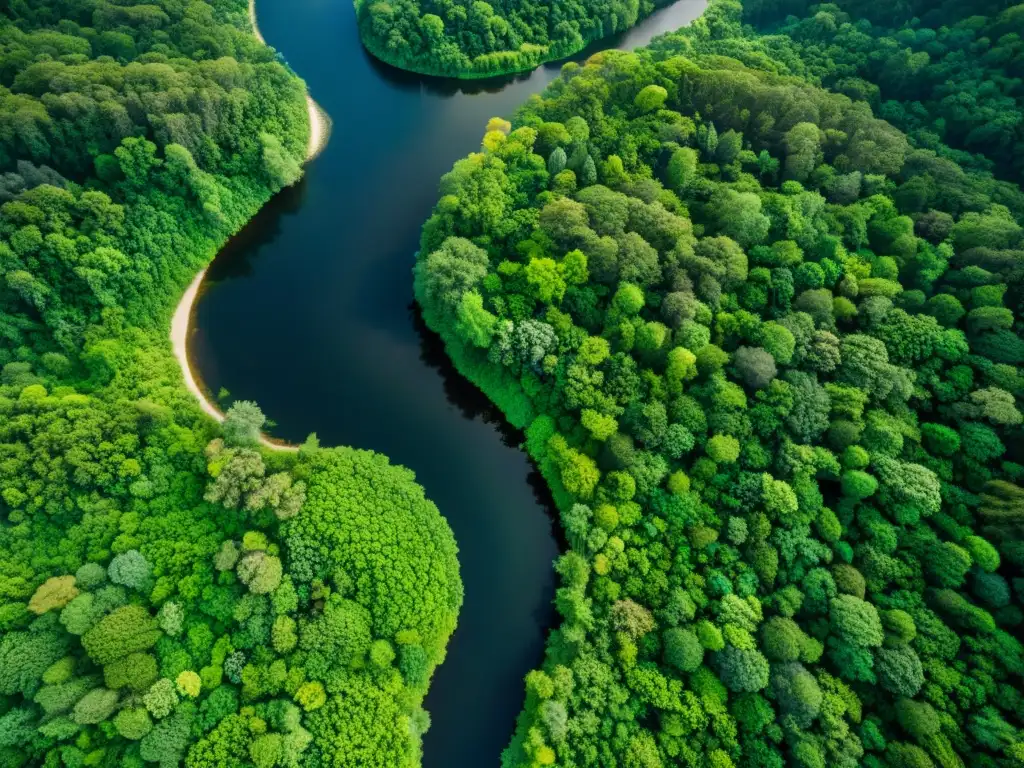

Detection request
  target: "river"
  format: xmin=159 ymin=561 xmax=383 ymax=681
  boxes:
xmin=190 ymin=0 xmax=707 ymax=763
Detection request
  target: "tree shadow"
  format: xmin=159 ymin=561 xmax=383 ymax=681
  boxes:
xmin=205 ymin=177 xmax=310 ymax=282
xmin=412 ymin=302 xmax=569 ymax=551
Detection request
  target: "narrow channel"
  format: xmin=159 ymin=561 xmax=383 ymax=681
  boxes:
xmin=191 ymin=0 xmax=707 ymax=762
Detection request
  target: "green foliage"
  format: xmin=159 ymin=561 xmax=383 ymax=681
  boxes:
xmin=104 ymin=652 xmax=159 ymax=692
xmin=284 ymin=449 xmax=462 ymax=661
xmin=143 ymin=678 xmax=179 ymax=719
xmin=307 ymin=675 xmax=422 ymax=768
xmin=355 ymin=0 xmax=672 ymax=77
xmin=663 ymin=627 xmax=704 ymax=672
xmin=107 ymin=550 xmax=152 ymax=592
xmin=71 ymin=687 xmax=119 ymax=725
xmin=223 ymin=401 xmax=267 ymax=448
xmin=874 ymin=646 xmax=924 ymax=698
xmin=114 ymin=707 xmax=153 ymax=741
xmin=414 ymin=7 xmax=1024 ymax=764
xmin=0 ymin=0 xmax=461 ymax=765
xmin=82 ymin=606 xmax=162 ymax=666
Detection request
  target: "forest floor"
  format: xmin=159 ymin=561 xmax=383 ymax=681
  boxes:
xmin=167 ymin=0 xmax=330 ymax=452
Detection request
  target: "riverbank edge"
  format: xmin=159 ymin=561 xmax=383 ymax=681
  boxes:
xmin=168 ymin=0 xmax=331 ymax=450
xmin=354 ymin=0 xmax=678 ymax=80
xmin=250 ymin=0 xmax=332 ymax=157
xmin=408 ymin=1 xmax=717 ymax=757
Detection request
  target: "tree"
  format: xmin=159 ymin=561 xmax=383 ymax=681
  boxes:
xmin=770 ymin=662 xmax=822 ymax=728
xmin=667 ymin=147 xmax=699 ymax=194
xmin=548 ymin=147 xmax=567 ymax=176
xmin=204 ymin=448 xmax=267 ymax=509
xmin=612 ymin=283 xmax=645 ymax=315
xmin=260 ymin=133 xmax=302 ymax=189
xmin=708 ymin=190 xmax=769 ymax=248
xmin=114 ymin=707 xmax=153 ymax=740
xmin=874 ymin=646 xmax=924 ymax=698
xmin=707 ymin=435 xmax=741 ymax=464
xmin=841 ymin=470 xmax=877 ymax=500
xmin=28 ymin=576 xmax=79 ymax=615
xmin=838 ymin=334 xmax=905 ymax=402
xmin=300 ymin=595 xmax=373 ymax=670
xmin=634 ymin=85 xmax=668 ymax=112
xmin=733 ymin=346 xmax=777 ymax=389
xmin=74 ymin=563 xmax=107 ymax=591
xmin=414 ymin=237 xmax=490 ymax=314
xmin=143 ymin=678 xmax=179 ymax=719
xmin=107 ymin=550 xmax=152 ymax=591
xmin=104 ymin=652 xmax=158 ymax=692
xmin=176 ymin=670 xmax=201 ymax=698
xmin=223 ymin=401 xmax=266 ymax=447
xmin=82 ymin=606 xmax=161 ymax=666
xmin=617 ymin=232 xmax=661 ymax=287
xmin=237 ymin=551 xmax=284 ymax=594
xmin=526 ymin=257 xmax=567 ymax=303
xmin=139 ymin=706 xmax=192 ymax=764
xmin=663 ymin=628 xmax=703 ymax=672
xmin=581 ymin=156 xmax=598 ymax=186
xmin=923 ymin=542 xmax=972 ymax=589
xmin=717 ymin=646 xmax=770 ymax=692
xmin=761 ymin=617 xmax=804 ymax=662
xmin=830 ymin=595 xmax=883 ymax=648
xmin=581 ymin=409 xmax=617 ymax=441
xmin=157 ymin=602 xmax=184 ymax=637
xmin=610 ymin=599 xmax=655 ymax=640
xmin=72 ymin=687 xmax=119 ymax=725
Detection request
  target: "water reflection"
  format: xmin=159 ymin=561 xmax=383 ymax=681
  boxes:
xmin=364 ymin=50 xmax=546 ymax=97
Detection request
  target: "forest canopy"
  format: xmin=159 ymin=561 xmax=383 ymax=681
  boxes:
xmin=734 ymin=0 xmax=1024 ymax=190
xmin=0 ymin=0 xmax=462 ymax=765
xmin=415 ymin=1 xmax=1024 ymax=766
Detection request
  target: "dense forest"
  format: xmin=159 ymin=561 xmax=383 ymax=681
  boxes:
xmin=354 ymin=0 xmax=675 ymax=77
xmin=5 ymin=0 xmax=1024 ymax=763
xmin=0 ymin=0 xmax=462 ymax=766
xmin=415 ymin=0 xmax=1024 ymax=766
xmin=731 ymin=0 xmax=1024 ymax=189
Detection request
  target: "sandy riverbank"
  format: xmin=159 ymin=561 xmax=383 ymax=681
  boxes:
xmin=168 ymin=0 xmax=329 ymax=450
xmin=250 ymin=0 xmax=330 ymax=163
xmin=170 ymin=269 xmax=299 ymax=451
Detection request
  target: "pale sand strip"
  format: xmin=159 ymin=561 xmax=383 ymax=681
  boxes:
xmin=249 ymin=0 xmax=331 ymax=160
xmin=169 ymin=0 xmax=331 ymax=450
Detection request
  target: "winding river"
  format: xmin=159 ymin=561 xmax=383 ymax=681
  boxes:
xmin=189 ymin=0 xmax=706 ymax=762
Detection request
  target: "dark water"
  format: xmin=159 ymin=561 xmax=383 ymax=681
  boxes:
xmin=192 ymin=0 xmax=706 ymax=763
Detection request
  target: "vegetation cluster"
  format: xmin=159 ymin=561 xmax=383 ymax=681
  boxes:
xmin=725 ymin=0 xmax=1024 ymax=188
xmin=0 ymin=0 xmax=462 ymax=765
xmin=354 ymin=0 xmax=675 ymax=77
xmin=414 ymin=1 xmax=1024 ymax=766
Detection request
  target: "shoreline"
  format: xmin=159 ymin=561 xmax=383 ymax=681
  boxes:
xmin=168 ymin=0 xmax=329 ymax=451
xmin=354 ymin=0 xmax=693 ymax=80
xmin=250 ymin=0 xmax=331 ymax=161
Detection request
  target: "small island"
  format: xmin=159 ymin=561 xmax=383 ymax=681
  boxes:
xmin=355 ymin=0 xmax=681 ymax=77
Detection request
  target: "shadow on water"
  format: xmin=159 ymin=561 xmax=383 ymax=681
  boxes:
xmin=411 ymin=307 xmax=522 ymax=448
xmin=205 ymin=179 xmax=309 ymax=282
xmin=364 ymin=48 xmax=545 ymax=97
xmin=411 ymin=303 xmax=570 ymax=604
xmin=411 ymin=303 xmax=567 ymax=553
